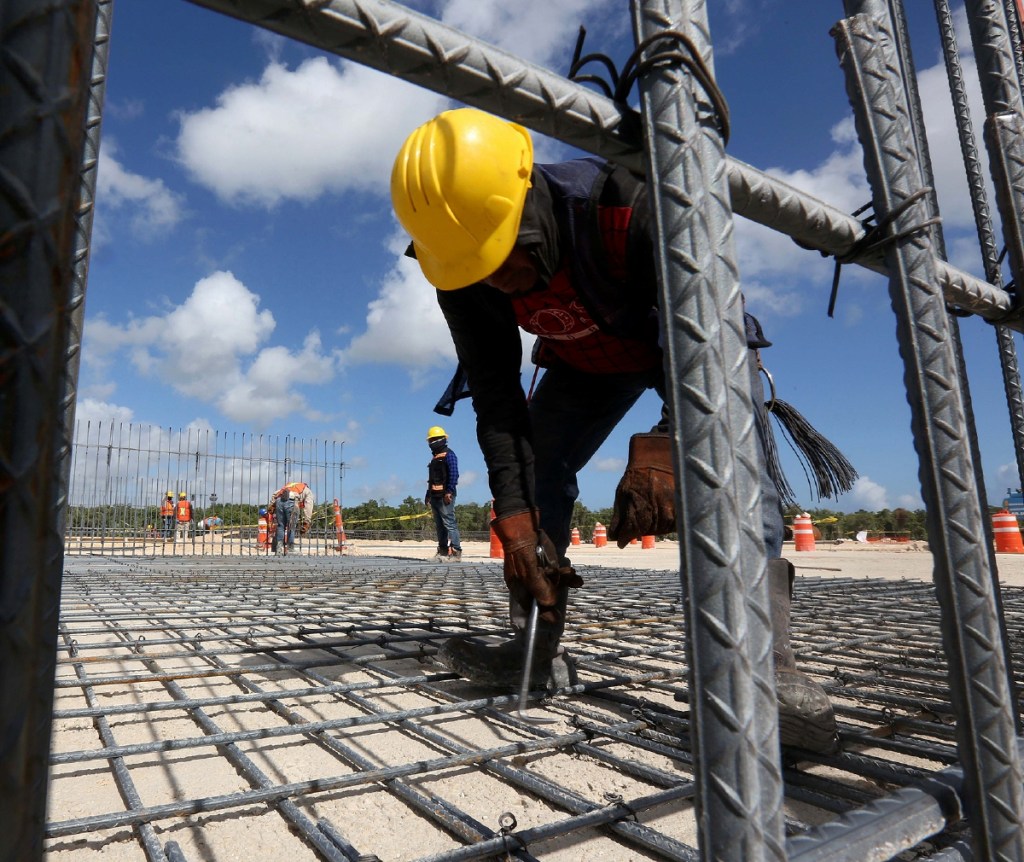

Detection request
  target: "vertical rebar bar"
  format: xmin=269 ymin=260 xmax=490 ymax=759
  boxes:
xmin=833 ymin=12 xmax=1024 ymax=859
xmin=630 ymin=1 xmax=783 ymax=859
xmin=0 ymin=0 xmax=97 ymax=859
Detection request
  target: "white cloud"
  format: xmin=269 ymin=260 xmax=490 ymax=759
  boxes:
xmin=344 ymin=245 xmax=458 ymax=385
xmin=847 ymin=476 xmax=890 ymax=511
xmin=97 ymin=142 xmax=184 ymax=236
xmin=439 ymin=0 xmax=618 ymax=68
xmin=73 ymin=397 xmax=135 ymax=426
xmin=175 ymin=59 xmax=446 ymax=207
xmin=84 ymin=271 xmax=341 ymax=427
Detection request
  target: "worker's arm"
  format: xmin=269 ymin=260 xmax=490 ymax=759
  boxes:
xmin=437 ymin=283 xmax=535 ymax=518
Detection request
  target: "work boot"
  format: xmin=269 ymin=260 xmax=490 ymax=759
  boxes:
xmin=437 ymin=588 xmax=577 ymax=691
xmin=768 ymin=558 xmax=838 ymax=753
xmin=449 ymin=549 xmax=463 ymax=562
xmin=432 ymin=549 xmax=449 ymax=563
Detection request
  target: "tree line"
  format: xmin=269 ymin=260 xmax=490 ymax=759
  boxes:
xmin=65 ymin=497 xmax=996 ymax=543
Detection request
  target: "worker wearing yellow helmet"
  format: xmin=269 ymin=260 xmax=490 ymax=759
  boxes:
xmin=424 ymin=426 xmax=462 ymax=562
xmin=392 ymin=108 xmax=847 ymax=753
xmin=159 ymin=491 xmax=175 ymax=541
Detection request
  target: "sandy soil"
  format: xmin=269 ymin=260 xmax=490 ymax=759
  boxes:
xmin=347 ymin=535 xmax=1024 ymax=586
xmin=42 ymin=538 xmax=1024 ymax=861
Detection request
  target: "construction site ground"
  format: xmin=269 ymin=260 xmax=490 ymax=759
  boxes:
xmin=44 ymin=539 xmax=1024 ymax=861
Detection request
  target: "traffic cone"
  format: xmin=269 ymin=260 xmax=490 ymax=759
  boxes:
xmin=257 ymin=513 xmax=268 ymax=548
xmin=992 ymin=510 xmax=1024 ymax=553
xmin=593 ymin=522 xmax=607 ymax=548
xmin=642 ymin=535 xmax=655 ymax=549
xmin=570 ymin=527 xmax=581 ymax=546
xmin=793 ymin=512 xmax=816 ymax=552
xmin=489 ymin=503 xmax=504 ymax=559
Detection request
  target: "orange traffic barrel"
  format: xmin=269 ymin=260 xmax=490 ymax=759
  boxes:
xmin=489 ymin=503 xmax=504 ymax=559
xmin=257 ymin=514 xmax=268 ymax=548
xmin=570 ymin=527 xmax=581 ymax=546
xmin=593 ymin=522 xmax=607 ymax=548
xmin=333 ymin=498 xmax=347 ymax=552
xmin=642 ymin=535 xmax=655 ymax=549
xmin=992 ymin=510 xmax=1024 ymax=553
xmin=793 ymin=513 xmax=816 ymax=552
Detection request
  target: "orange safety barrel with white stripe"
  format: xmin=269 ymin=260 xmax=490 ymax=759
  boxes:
xmin=992 ymin=510 xmax=1024 ymax=553
xmin=793 ymin=513 xmax=816 ymax=552
xmin=489 ymin=502 xmax=504 ymax=559
xmin=333 ymin=498 xmax=347 ymax=552
xmin=570 ymin=527 xmax=581 ymax=546
xmin=593 ymin=522 xmax=607 ymax=548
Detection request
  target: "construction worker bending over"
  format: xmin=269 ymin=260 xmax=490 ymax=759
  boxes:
xmin=269 ymin=481 xmax=314 ymax=555
xmin=391 ymin=108 xmax=838 ymax=753
xmin=425 ymin=425 xmax=463 ymax=562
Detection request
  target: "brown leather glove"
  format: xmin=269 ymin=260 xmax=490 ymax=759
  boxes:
xmin=608 ymin=432 xmax=677 ymax=549
xmin=491 ymin=510 xmax=584 ymax=624
xmin=300 ymin=520 xmax=311 ymax=536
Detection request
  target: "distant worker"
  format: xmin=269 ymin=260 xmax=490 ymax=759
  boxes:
xmin=268 ymin=481 xmax=314 ymax=555
xmin=174 ymin=492 xmax=193 ymax=544
xmin=424 ymin=426 xmax=463 ymax=562
xmin=159 ymin=491 xmax=175 ymax=540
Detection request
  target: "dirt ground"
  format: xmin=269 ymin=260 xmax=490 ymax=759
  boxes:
xmin=42 ymin=538 xmax=1024 ymax=861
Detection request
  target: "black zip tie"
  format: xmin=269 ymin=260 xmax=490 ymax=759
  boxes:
xmin=827 ymin=190 xmax=940 ymax=319
xmin=604 ymin=792 xmax=641 ymax=824
xmin=567 ymin=25 xmax=730 ymax=144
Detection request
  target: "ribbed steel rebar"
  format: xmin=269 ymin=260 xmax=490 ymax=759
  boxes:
xmin=833 ymin=12 xmax=1024 ymax=861
xmin=963 ymin=0 xmax=1024 ymax=306
xmin=48 ymin=557 xmax=1024 ymax=859
xmin=630 ymin=1 xmax=782 ymax=859
xmin=0 ymin=2 xmax=96 ymax=860
xmin=181 ymin=0 xmax=1015 ymax=327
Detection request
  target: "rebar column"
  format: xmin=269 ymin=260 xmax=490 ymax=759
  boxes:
xmin=630 ymin=1 xmax=783 ymax=860
xmin=833 ymin=12 xmax=1024 ymax=861
xmin=962 ymin=0 xmax=1024 ymax=300
xmin=0 ymin=1 xmax=97 ymax=861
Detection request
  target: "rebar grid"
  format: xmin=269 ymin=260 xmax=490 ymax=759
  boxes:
xmin=42 ymin=555 xmax=1024 ymax=862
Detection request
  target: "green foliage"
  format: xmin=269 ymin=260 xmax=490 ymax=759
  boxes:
xmin=67 ymin=496 xmax=977 ymax=545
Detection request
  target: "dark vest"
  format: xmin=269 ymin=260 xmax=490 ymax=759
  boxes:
xmin=427 ymin=451 xmax=448 ymax=494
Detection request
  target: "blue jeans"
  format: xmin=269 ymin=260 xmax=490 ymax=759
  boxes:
xmin=430 ymin=495 xmax=461 ymax=553
xmin=529 ymin=351 xmax=783 ymax=560
xmin=275 ymin=499 xmax=296 ymax=549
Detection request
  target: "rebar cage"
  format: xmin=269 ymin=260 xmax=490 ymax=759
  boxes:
xmin=5 ymin=0 xmax=1024 ymax=860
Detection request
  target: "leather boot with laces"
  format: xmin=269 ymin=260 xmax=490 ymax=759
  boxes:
xmin=768 ymin=558 xmax=838 ymax=753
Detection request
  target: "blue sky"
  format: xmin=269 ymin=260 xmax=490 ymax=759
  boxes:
xmin=77 ymin=0 xmax=1022 ymax=513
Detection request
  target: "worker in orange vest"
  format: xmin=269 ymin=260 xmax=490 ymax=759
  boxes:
xmin=159 ymin=491 xmax=175 ymax=541
xmin=174 ymin=492 xmax=194 ymax=544
xmin=268 ymin=481 xmax=314 ymax=555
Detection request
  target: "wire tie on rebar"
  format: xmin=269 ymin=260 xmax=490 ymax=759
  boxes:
xmin=245 ymin=628 xmax=257 ymax=646
xmin=630 ymin=706 xmax=657 ymax=728
xmin=604 ymin=791 xmax=640 ymax=823
xmin=496 ymin=811 xmax=528 ymax=859
xmin=132 ymin=635 xmax=146 ymax=654
xmin=68 ymin=639 xmax=79 ymax=658
xmin=376 ymin=634 xmax=388 ymax=646
xmin=192 ymin=633 xmax=203 ymax=651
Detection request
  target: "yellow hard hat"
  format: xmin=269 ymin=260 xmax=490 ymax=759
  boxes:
xmin=426 ymin=425 xmax=447 ymax=440
xmin=166 ymin=491 xmax=173 ymax=498
xmin=391 ymin=108 xmax=534 ymax=291
xmin=179 ymin=492 xmax=186 ymax=498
